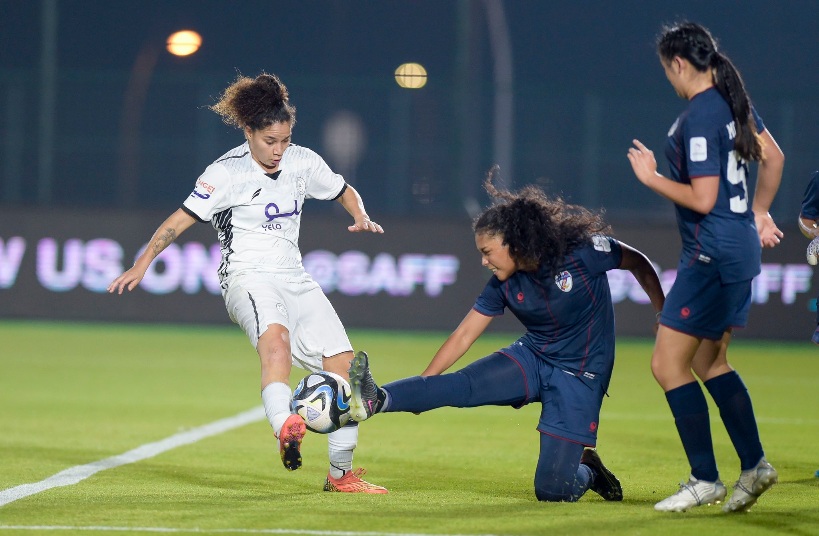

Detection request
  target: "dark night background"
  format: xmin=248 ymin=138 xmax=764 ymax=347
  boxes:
xmin=1 ymin=0 xmax=816 ymax=220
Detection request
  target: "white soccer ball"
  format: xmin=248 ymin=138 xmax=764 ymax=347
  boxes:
xmin=291 ymin=371 xmax=352 ymax=434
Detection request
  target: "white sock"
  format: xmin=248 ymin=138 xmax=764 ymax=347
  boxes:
xmin=261 ymin=382 xmax=292 ymax=437
xmin=328 ymin=422 xmax=358 ymax=478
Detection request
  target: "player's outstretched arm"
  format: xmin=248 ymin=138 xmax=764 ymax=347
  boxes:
xmin=107 ymin=209 xmax=196 ymax=294
xmin=420 ymin=309 xmax=492 ymax=377
xmin=618 ymin=242 xmax=665 ymax=325
xmin=336 ymin=184 xmax=384 ymax=233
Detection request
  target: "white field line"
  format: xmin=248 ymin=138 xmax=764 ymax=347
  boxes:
xmin=0 ymin=406 xmax=266 ymax=507
xmin=0 ymin=526 xmax=504 ymax=536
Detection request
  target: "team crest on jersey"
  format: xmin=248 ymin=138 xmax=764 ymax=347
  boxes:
xmin=296 ymin=178 xmax=306 ymax=195
xmin=554 ymin=271 xmax=573 ymax=292
xmin=276 ymin=302 xmax=288 ymax=318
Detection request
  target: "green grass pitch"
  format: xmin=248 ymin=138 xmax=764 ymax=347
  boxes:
xmin=0 ymin=320 xmax=817 ymax=535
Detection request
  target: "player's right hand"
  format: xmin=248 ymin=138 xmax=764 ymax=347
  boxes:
xmin=107 ymin=266 xmax=146 ymax=294
xmin=627 ymin=139 xmax=659 ymax=186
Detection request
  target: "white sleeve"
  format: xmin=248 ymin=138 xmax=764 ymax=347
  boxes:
xmin=182 ymin=163 xmax=233 ymax=222
xmin=305 ymin=152 xmax=346 ymax=201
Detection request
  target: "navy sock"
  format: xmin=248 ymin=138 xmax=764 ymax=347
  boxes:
xmin=704 ymin=371 xmax=764 ymax=470
xmin=666 ymin=381 xmax=719 ymax=482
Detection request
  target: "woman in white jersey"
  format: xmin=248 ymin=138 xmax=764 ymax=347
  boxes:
xmin=108 ymin=72 xmax=387 ymax=494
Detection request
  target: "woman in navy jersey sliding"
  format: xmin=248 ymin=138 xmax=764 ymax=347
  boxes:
xmin=347 ymin=167 xmax=665 ymax=502
xmin=108 ymin=72 xmax=386 ymax=493
xmin=627 ymin=21 xmax=785 ymax=513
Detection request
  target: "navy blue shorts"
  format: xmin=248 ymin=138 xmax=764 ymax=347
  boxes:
xmin=661 ymin=257 xmax=752 ymax=340
xmin=502 ymin=342 xmax=608 ymax=446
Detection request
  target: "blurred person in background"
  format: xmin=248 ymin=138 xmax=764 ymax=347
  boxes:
xmin=627 ymin=21 xmax=784 ymax=512
xmin=797 ymin=170 xmax=819 ymax=344
xmin=108 ymin=72 xmax=387 ymax=494
xmin=346 ymin=167 xmax=665 ymax=503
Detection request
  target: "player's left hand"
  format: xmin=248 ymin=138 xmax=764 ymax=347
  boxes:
xmin=754 ymin=211 xmax=783 ymax=248
xmin=348 ymin=217 xmax=384 ymax=233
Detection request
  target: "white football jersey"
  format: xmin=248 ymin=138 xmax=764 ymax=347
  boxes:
xmin=182 ymin=142 xmax=346 ymax=287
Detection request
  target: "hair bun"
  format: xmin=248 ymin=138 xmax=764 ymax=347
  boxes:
xmin=256 ymin=73 xmax=289 ymax=104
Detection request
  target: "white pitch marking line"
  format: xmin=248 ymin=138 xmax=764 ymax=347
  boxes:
xmin=0 ymin=527 xmax=505 ymax=536
xmin=0 ymin=406 xmax=266 ymax=507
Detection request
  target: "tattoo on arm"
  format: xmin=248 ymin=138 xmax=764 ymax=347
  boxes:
xmin=151 ymin=227 xmax=177 ymax=257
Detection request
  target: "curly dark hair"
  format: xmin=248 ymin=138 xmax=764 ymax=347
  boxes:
xmin=209 ymin=72 xmax=296 ymax=131
xmin=473 ymin=166 xmax=611 ymax=277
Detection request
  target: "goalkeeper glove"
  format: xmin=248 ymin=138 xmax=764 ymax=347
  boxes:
xmin=807 ymin=237 xmax=819 ymax=265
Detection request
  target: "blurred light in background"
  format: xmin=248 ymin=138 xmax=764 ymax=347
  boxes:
xmin=166 ymin=30 xmax=202 ymax=56
xmin=322 ymin=111 xmax=367 ymax=184
xmin=394 ymin=63 xmax=428 ymax=89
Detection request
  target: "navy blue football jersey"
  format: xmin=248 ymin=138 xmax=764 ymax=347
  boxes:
xmin=800 ymin=171 xmax=819 ymax=220
xmin=664 ymin=87 xmax=763 ymax=283
xmin=473 ymin=236 xmax=622 ymax=376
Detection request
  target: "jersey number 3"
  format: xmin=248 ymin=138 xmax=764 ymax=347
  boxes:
xmin=727 ymin=150 xmax=750 ymax=213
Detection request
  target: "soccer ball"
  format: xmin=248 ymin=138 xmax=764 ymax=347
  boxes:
xmin=291 ymin=371 xmax=351 ymax=434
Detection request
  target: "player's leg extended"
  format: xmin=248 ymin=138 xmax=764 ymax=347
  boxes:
xmin=381 ymin=352 xmax=528 ymax=414
xmin=321 ymin=351 xmax=387 ymax=493
xmin=258 ymin=324 xmax=305 ymax=471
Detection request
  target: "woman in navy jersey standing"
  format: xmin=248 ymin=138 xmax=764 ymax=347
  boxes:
xmin=627 ymin=21 xmax=785 ymax=512
xmin=347 ymin=168 xmax=665 ymax=502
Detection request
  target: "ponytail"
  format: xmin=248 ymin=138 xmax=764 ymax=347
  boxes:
xmin=711 ymin=53 xmax=762 ymax=162
xmin=210 ymin=72 xmax=297 ymax=131
xmin=658 ymin=22 xmax=762 ymax=162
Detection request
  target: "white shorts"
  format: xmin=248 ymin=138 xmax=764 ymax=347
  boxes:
xmin=222 ymin=270 xmax=352 ymax=372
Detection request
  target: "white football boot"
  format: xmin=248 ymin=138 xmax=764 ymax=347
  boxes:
xmin=722 ymin=459 xmax=778 ymax=513
xmin=654 ymin=476 xmax=727 ymax=512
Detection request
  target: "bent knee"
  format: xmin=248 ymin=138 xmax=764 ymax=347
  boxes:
xmin=535 ymin=486 xmax=580 ymax=503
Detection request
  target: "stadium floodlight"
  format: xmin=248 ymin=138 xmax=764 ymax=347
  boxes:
xmin=394 ymin=63 xmax=427 ymax=89
xmin=166 ymin=30 xmax=202 ymax=56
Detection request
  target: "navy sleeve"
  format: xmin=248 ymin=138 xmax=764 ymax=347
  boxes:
xmin=581 ymin=236 xmax=623 ymax=276
xmin=801 ymin=171 xmax=819 ymax=220
xmin=473 ymin=277 xmax=506 ymax=317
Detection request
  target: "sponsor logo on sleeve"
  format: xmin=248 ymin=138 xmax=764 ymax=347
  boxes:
xmin=689 ymin=136 xmax=707 ymax=162
xmin=190 ymin=178 xmax=217 ymax=199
